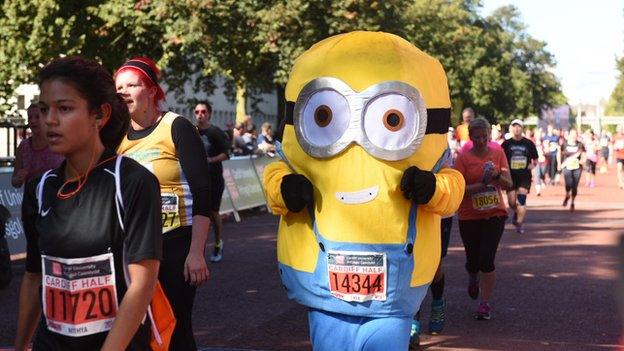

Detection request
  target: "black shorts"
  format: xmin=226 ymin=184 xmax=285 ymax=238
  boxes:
xmin=586 ymin=160 xmax=597 ymax=174
xmin=209 ymin=175 xmax=225 ymax=212
xmin=510 ymin=171 xmax=532 ymax=191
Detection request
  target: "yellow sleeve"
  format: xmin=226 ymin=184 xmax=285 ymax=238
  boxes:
xmin=421 ymin=167 xmax=465 ymax=216
xmin=262 ymin=161 xmax=293 ymax=216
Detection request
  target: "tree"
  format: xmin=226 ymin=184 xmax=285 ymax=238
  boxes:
xmin=0 ymin=0 xmax=168 ymax=115
xmin=606 ymin=56 xmax=624 ymax=115
xmin=255 ymin=0 xmax=412 ymax=122
xmin=403 ymin=1 xmax=564 ymax=124
xmin=0 ymin=0 xmax=565 ymax=126
xmin=162 ymin=0 xmax=279 ymax=122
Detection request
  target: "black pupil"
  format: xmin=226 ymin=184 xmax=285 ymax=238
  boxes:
xmin=316 ymin=108 xmax=329 ymax=124
xmin=387 ymin=113 xmax=400 ymax=127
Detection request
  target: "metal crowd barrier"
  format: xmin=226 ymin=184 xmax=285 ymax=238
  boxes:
xmin=1 ymin=154 xmax=278 ymax=259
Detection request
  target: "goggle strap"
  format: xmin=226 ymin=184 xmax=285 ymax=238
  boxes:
xmin=283 ymin=101 xmax=450 ymax=135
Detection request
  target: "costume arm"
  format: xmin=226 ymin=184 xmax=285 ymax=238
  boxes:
xmin=263 ymin=161 xmax=293 ymax=216
xmin=421 ymin=167 xmax=465 ymax=217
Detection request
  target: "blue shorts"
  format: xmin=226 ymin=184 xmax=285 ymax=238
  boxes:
xmin=308 ymin=309 xmax=411 ymax=351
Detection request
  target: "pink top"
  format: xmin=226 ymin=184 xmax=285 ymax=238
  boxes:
xmin=454 ymin=146 xmax=509 ymax=220
xmin=18 ymin=137 xmax=64 ymax=182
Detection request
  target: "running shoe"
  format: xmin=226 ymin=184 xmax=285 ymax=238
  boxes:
xmin=409 ymin=319 xmax=421 ymax=347
xmin=428 ymin=299 xmax=445 ymax=334
xmin=562 ymin=196 xmax=570 ymax=207
xmin=210 ymin=240 xmax=223 ymax=262
xmin=474 ymin=302 xmax=491 ymax=320
xmin=468 ymin=276 xmax=479 ymax=300
xmin=515 ymin=224 xmax=525 ymax=234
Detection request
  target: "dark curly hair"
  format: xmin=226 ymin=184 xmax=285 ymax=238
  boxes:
xmin=38 ymin=56 xmax=130 ymax=151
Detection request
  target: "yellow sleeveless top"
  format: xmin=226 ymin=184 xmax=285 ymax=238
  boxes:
xmin=117 ymin=112 xmax=193 ymax=233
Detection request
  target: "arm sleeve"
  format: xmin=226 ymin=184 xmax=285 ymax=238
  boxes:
xmin=172 ymin=117 xmax=211 ymax=217
xmin=502 ymin=141 xmax=513 ymax=163
xmin=22 ymin=178 xmax=41 ymax=273
xmin=121 ymin=160 xmax=163 ymax=263
xmin=262 ymin=161 xmax=293 ymax=216
xmin=421 ymin=167 xmax=465 ymax=217
xmin=529 ymin=141 xmax=539 ymax=160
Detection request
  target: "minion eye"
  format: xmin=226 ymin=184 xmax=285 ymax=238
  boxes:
xmin=301 ymin=89 xmax=350 ymax=147
xmin=314 ymin=105 xmax=332 ymax=127
xmin=382 ymin=109 xmax=405 ymax=132
xmin=363 ymin=93 xmax=419 ymax=151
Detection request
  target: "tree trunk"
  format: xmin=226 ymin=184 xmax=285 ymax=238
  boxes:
xmin=235 ymin=82 xmax=247 ymax=123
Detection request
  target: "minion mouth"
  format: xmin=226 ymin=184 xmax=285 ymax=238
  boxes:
xmin=335 ymin=186 xmax=379 ymax=204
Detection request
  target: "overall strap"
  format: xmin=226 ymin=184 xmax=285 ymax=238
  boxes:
xmin=431 ymin=148 xmax=452 ymax=173
xmin=274 ymin=141 xmax=296 ymax=173
xmin=403 ymin=148 xmax=452 ymax=253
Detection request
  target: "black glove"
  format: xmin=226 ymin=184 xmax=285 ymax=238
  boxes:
xmin=280 ymin=174 xmax=314 ymax=213
xmin=400 ymin=166 xmax=437 ymax=204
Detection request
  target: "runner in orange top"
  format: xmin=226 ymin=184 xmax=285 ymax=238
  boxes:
xmin=454 ymin=117 xmax=512 ymax=320
xmin=455 ymin=107 xmax=474 ymax=147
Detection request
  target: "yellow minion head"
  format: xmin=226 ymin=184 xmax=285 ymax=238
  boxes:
xmin=280 ymin=31 xmax=451 ymax=245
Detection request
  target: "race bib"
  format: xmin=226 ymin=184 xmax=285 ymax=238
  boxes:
xmin=549 ymin=143 xmax=559 ymax=153
xmin=471 ymin=186 xmax=501 ymax=211
xmin=327 ymin=250 xmax=387 ymax=302
xmin=510 ymin=155 xmax=528 ymax=170
xmin=41 ymin=253 xmax=118 ymax=337
xmin=566 ymin=158 xmax=580 ymax=170
xmin=161 ymin=193 xmax=180 ymax=233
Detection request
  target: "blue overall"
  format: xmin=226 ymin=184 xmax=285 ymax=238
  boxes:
xmin=276 ymin=143 xmax=450 ymax=350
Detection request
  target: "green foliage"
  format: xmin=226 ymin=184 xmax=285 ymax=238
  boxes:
xmin=0 ymin=0 xmax=565 ymax=124
xmin=0 ymin=0 xmax=166 ymax=113
xmin=404 ymin=1 xmax=564 ymax=124
xmin=606 ymin=56 xmax=624 ymax=115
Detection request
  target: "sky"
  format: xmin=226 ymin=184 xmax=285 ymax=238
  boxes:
xmin=480 ymin=0 xmax=624 ymax=105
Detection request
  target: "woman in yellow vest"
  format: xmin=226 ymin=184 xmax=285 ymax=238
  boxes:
xmin=115 ymin=57 xmax=211 ymax=351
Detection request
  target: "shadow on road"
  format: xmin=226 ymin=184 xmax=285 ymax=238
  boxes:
xmin=0 ymin=205 xmax=621 ymax=351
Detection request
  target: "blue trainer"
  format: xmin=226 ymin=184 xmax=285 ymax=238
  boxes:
xmin=428 ymin=299 xmax=445 ymax=334
xmin=409 ymin=319 xmax=420 ymax=347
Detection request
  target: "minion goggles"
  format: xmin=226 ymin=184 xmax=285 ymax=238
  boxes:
xmin=285 ymin=77 xmax=450 ymax=161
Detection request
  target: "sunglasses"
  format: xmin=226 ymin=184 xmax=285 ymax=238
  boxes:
xmin=194 ymin=109 xmax=208 ymax=115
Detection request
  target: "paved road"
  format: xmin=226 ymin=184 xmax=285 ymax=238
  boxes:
xmin=1 ymin=165 xmax=622 ymax=350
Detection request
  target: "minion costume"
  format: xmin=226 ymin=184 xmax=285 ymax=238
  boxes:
xmin=263 ymin=32 xmax=465 ymax=351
